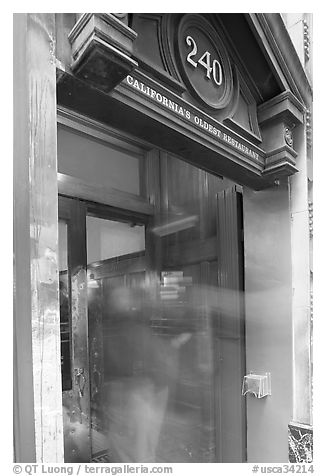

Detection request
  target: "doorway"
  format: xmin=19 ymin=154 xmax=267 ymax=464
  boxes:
xmin=58 ymin=157 xmax=246 ymax=463
xmin=59 ymin=195 xmax=148 ymax=462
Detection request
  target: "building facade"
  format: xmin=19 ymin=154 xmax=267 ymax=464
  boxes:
xmin=13 ymin=13 xmax=313 ymax=463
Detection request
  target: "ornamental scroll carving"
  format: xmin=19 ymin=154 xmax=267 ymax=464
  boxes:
xmin=284 ymin=126 xmax=294 ymax=148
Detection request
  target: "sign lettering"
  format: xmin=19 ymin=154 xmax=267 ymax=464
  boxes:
xmin=124 ymin=75 xmax=260 ymax=162
xmin=177 ymin=14 xmax=232 ymax=109
xmin=185 ymin=35 xmax=223 ymax=86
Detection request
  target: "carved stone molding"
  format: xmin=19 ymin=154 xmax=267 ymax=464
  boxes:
xmin=112 ymin=13 xmax=128 ymax=21
xmin=258 ymin=90 xmax=305 ymax=126
xmin=306 ymin=109 xmax=312 ymax=149
xmin=284 ymin=126 xmax=294 ymax=148
xmin=68 ymin=13 xmax=138 ymax=93
xmin=308 ymin=201 xmax=313 ymax=237
xmin=303 ymin=20 xmax=310 ymax=62
xmin=258 ymin=91 xmax=305 ymax=178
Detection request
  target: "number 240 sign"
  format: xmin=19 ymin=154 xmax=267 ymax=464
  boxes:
xmin=185 ymin=35 xmax=223 ymax=86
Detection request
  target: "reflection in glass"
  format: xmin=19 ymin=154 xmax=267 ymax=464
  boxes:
xmin=87 ymin=218 xmax=149 ymax=461
xmin=86 ymin=216 xmax=211 ymax=463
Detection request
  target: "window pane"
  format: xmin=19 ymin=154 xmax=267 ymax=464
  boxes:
xmin=86 ymin=216 xmax=145 ymax=264
xmin=57 ymin=126 xmax=141 ymax=195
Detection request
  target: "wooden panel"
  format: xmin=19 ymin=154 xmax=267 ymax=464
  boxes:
xmin=163 ymin=236 xmax=218 ymax=267
xmin=144 ymin=149 xmax=162 ymax=275
xmin=158 ymin=151 xmax=247 ymax=462
xmin=206 ymin=173 xmax=236 ymax=238
xmin=58 ymin=172 xmax=154 ymax=217
xmin=161 ymin=153 xmax=201 ymax=243
xmin=13 ymin=13 xmax=64 ymax=463
xmin=158 ymin=153 xmax=218 ymax=462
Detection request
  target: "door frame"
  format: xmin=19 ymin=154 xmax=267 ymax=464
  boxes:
xmin=59 ymin=192 xmax=154 ymax=462
xmin=58 ymin=159 xmax=246 ymax=463
xmin=59 ymin=196 xmax=90 ymax=462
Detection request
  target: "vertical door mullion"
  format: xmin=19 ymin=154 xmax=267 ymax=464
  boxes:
xmin=59 ymin=196 xmax=91 ymax=462
xmin=216 ymin=186 xmax=246 ymax=462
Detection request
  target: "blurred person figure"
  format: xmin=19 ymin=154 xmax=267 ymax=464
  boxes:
xmin=104 ymin=285 xmax=191 ymax=463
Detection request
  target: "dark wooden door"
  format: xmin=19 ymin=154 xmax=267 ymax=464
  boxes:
xmin=158 ymin=152 xmax=246 ymax=462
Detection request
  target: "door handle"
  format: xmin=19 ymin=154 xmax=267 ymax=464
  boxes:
xmin=75 ymin=367 xmax=86 ymax=397
xmin=92 ymin=365 xmax=101 ymax=396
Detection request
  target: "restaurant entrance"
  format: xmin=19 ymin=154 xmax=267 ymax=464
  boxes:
xmin=57 ymin=115 xmax=246 ymax=463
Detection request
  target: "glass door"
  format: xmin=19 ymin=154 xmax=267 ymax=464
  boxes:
xmin=58 ymin=196 xmax=148 ymax=462
xmin=58 ymin=189 xmax=240 ymax=463
xmin=86 ymin=214 xmax=147 ymax=463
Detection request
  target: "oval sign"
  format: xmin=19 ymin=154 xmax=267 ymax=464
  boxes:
xmin=177 ymin=14 xmax=233 ymax=110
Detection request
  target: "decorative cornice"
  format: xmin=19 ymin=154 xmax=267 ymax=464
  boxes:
xmin=69 ymin=13 xmax=137 ymax=45
xmin=68 ymin=13 xmax=138 ymax=93
xmin=120 ymin=69 xmax=265 ymax=167
xmin=262 ymin=145 xmax=298 ymax=177
xmin=246 ymin=14 xmax=312 ymax=108
xmin=57 ymin=67 xmax=300 ymax=190
xmin=112 ymin=13 xmax=128 ymax=20
xmin=262 ymin=160 xmax=298 ymax=178
xmin=256 ymin=91 xmax=301 ymax=179
xmin=258 ymin=90 xmax=305 ymax=126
